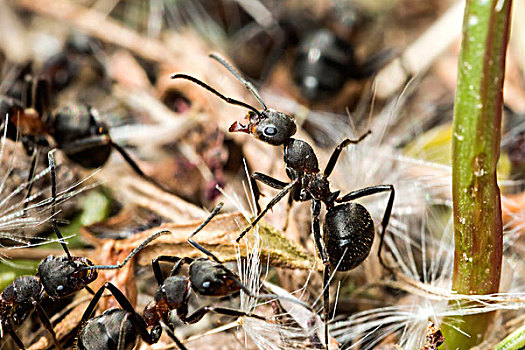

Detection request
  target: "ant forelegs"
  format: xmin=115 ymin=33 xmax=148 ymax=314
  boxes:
xmin=160 ymin=322 xmax=189 ymax=350
xmin=4 ymin=322 xmax=27 ymax=349
xmin=236 ymin=178 xmax=298 ymax=242
xmin=81 ymin=282 xmax=160 ymax=345
xmin=336 ymin=185 xmax=395 ymax=273
xmin=152 ymin=256 xmax=194 ymax=285
xmin=35 ymin=304 xmax=63 ymax=350
xmin=323 ymin=131 xmax=371 ymax=177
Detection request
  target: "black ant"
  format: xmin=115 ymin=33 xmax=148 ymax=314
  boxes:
xmin=77 ymin=208 xmax=314 ymax=350
xmin=171 ymin=54 xmax=395 ymax=348
xmin=2 ymin=74 xmax=170 ymax=201
xmin=0 ymin=150 xmax=179 ymax=349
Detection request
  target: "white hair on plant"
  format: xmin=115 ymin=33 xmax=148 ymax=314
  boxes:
xmin=215 ymin=160 xmax=323 ymax=350
xmin=0 ymin=113 xmax=99 ymax=264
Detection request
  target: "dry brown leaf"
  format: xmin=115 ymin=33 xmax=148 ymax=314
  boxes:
xmin=82 ymin=211 xmax=320 ymax=271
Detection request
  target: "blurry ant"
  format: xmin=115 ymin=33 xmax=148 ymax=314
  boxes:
xmin=0 ymin=151 xmax=181 ymax=349
xmin=2 ymin=74 xmax=170 ymax=202
xmin=171 ymin=54 xmax=395 ymax=348
xmin=77 ymin=207 xmax=313 ymax=350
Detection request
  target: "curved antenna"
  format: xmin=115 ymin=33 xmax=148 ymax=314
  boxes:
xmin=170 ymin=74 xmax=260 ymax=116
xmin=209 ymin=53 xmax=267 ymax=110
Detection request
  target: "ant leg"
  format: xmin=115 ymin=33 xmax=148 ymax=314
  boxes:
xmin=35 ymin=304 xmax=63 ymax=350
xmin=5 ymin=322 xmax=26 ymax=349
xmin=252 ymin=172 xmax=288 ymax=189
xmin=236 ymin=179 xmax=298 ymax=242
xmin=33 ymin=77 xmax=51 ymax=117
xmin=85 ymin=229 xmax=171 ymax=270
xmin=336 ymin=185 xmax=395 ymax=273
xmin=251 ymin=172 xmax=290 ymax=216
xmin=323 ymin=130 xmax=371 ymax=177
xmin=179 ymin=305 xmax=265 ymax=324
xmin=249 ymin=175 xmax=262 ymax=214
xmin=151 ymin=256 xmax=193 ymax=285
xmin=48 ymin=150 xmax=72 ymax=260
xmin=80 ymin=282 xmax=160 ymax=345
xmin=160 ymin=322 xmax=188 ymax=350
xmin=311 ymin=199 xmax=331 ymax=349
xmin=110 ymin=141 xmax=173 ymax=194
xmin=282 ymin=192 xmax=294 ymax=232
xmin=23 ymin=146 xmax=40 ymax=212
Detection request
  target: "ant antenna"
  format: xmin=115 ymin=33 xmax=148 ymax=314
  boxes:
xmin=170 ymin=74 xmax=261 ymax=116
xmin=48 ymin=150 xmax=72 ymax=260
xmin=209 ymin=53 xmax=267 ymax=110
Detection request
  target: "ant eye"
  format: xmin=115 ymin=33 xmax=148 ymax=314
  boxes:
xmin=264 ymin=126 xmax=277 ymax=136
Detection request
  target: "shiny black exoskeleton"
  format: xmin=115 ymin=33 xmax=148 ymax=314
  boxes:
xmin=3 ymin=75 xmax=168 ymax=196
xmin=0 ymin=151 xmax=172 ymax=349
xmin=292 ymin=29 xmax=388 ymax=102
xmin=76 ymin=202 xmax=279 ymax=350
xmin=171 ymin=54 xmax=395 ymax=348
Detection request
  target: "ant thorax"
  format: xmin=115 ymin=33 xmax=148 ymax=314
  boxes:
xmin=284 ymin=138 xmax=320 ymax=173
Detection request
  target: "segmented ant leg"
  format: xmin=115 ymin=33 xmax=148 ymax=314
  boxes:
xmin=323 ymin=266 xmax=331 ymax=350
xmin=311 ymin=199 xmax=331 ymax=349
xmin=252 ymin=172 xmax=288 ymax=189
xmin=22 ymin=146 xmax=40 ymax=212
xmin=110 ymin=141 xmax=173 ymax=194
xmin=81 ymin=282 xmax=160 ymax=345
xmin=236 ymin=178 xmax=298 ymax=242
xmin=160 ymin=322 xmax=189 ymax=350
xmin=170 ymin=74 xmax=261 ymax=115
xmin=151 ymin=256 xmax=193 ymax=285
xmin=35 ymin=304 xmax=63 ymax=350
xmin=323 ymin=131 xmax=371 ymax=177
xmin=48 ymin=150 xmax=72 ymax=260
xmin=179 ymin=305 xmax=266 ymax=324
xmin=32 ymin=77 xmax=51 ymax=117
xmin=249 ymin=175 xmax=262 ymax=214
xmin=5 ymin=322 xmax=26 ymax=349
xmin=282 ymin=192 xmax=294 ymax=232
xmin=251 ymin=172 xmax=289 ymax=217
xmin=336 ymin=185 xmax=395 ymax=273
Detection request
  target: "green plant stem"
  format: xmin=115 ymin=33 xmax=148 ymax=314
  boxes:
xmin=443 ymin=0 xmax=512 ymax=349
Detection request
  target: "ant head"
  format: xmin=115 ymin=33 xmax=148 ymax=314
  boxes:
xmin=38 ymin=256 xmax=98 ymax=299
xmin=229 ymin=109 xmax=297 ymax=146
xmin=189 ymin=259 xmax=241 ymax=297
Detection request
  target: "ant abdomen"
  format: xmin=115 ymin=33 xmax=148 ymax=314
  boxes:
xmin=76 ymin=308 xmax=138 ymax=350
xmin=323 ymin=202 xmax=375 ymax=271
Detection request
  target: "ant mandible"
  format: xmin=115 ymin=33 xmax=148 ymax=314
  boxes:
xmin=0 ymin=150 xmax=184 ymax=349
xmin=171 ymin=53 xmax=395 ymax=348
xmin=77 ymin=208 xmax=313 ymax=350
xmin=2 ymin=74 xmax=170 ymax=202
